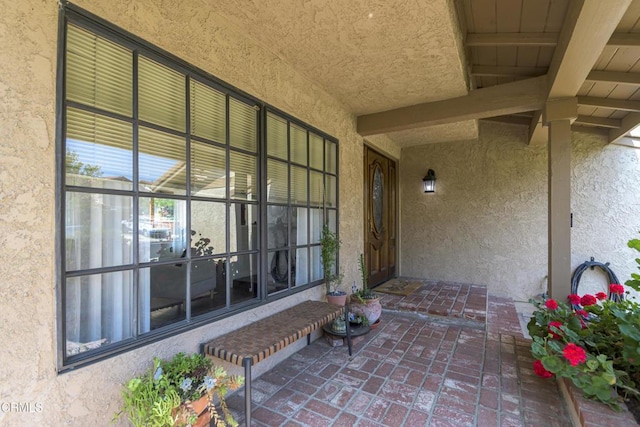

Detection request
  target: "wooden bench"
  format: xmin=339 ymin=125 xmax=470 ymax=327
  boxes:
xmin=201 ymin=300 xmax=350 ymax=426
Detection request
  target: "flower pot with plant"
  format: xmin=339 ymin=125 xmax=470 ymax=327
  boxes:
xmin=114 ymin=352 xmax=243 ymax=427
xmin=320 ymin=224 xmax=346 ymax=305
xmin=350 ymin=253 xmax=382 ymax=325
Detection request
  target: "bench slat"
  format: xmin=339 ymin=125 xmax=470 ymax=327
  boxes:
xmin=202 ymin=300 xmax=343 ymax=366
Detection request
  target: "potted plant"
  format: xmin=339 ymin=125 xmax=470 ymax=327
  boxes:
xmin=320 ymin=224 xmax=346 ymax=305
xmin=114 ymin=352 xmax=243 ymax=427
xmin=350 ymin=253 xmax=382 ymax=325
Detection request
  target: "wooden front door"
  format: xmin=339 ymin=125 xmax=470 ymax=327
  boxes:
xmin=364 ymin=146 xmax=396 ymax=287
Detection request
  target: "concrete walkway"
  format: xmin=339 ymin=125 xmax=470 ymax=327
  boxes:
xmin=224 ymin=279 xmax=633 ymax=426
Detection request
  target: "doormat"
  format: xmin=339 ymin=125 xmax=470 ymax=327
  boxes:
xmin=373 ymin=279 xmax=423 ymax=296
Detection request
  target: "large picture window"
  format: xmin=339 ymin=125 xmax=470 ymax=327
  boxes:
xmin=59 ymin=10 xmax=338 ymax=368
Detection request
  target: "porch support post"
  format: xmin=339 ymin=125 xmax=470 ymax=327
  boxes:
xmin=543 ymin=97 xmax=577 ymax=299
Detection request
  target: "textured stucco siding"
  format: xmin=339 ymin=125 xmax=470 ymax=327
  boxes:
xmin=400 ymin=122 xmax=640 ymax=302
xmin=0 ymin=1 xmax=398 ymax=425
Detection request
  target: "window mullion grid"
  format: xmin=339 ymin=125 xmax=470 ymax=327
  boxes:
xmin=185 ymin=75 xmax=192 ymax=321
xmin=132 ymin=49 xmax=140 ymax=336
xmin=224 ymin=94 xmax=231 ymax=308
xmin=286 ymin=120 xmax=292 ymax=289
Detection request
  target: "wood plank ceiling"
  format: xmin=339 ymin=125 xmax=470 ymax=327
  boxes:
xmin=464 ymin=0 xmax=640 ymax=145
xmin=358 ymin=0 xmax=640 ymax=147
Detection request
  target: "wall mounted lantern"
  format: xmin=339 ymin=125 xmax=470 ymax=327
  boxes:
xmin=422 ymin=169 xmax=436 ymax=193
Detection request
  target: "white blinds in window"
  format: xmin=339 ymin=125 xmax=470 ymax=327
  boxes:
xmin=190 ymin=80 xmax=226 ymax=143
xmin=66 ymin=24 xmax=133 ymax=117
xmin=266 ymin=112 xmax=287 ymax=159
xmin=139 ymin=56 xmax=186 ymax=132
xmin=229 ymin=98 xmax=257 ymax=152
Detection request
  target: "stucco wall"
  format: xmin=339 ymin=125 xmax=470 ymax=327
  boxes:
xmin=400 ymin=121 xmax=640 ymax=302
xmin=0 ymin=1 xmax=401 ymax=425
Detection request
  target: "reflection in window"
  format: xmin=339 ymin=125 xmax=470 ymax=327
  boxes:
xmin=60 ymin=17 xmax=336 ymax=366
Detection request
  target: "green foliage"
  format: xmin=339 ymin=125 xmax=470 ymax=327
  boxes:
xmin=626 ymin=236 xmax=640 ymax=292
xmin=529 ymin=295 xmax=640 ymax=410
xmin=352 ymin=253 xmax=375 ymax=303
xmin=114 ymin=352 xmax=244 ymax=427
xmin=65 ymin=150 xmax=103 ymax=177
xmin=320 ymin=225 xmax=343 ymax=295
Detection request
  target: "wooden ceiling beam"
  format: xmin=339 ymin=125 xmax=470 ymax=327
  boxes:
xmin=609 ymin=112 xmax=640 ymax=143
xmin=527 ymin=0 xmax=632 ymax=145
xmin=471 ymin=65 xmax=547 ymax=77
xmin=574 ymin=115 xmax=621 ymax=128
xmin=356 ymin=76 xmax=547 ymax=136
xmin=466 ymin=32 xmax=559 ymax=46
xmin=465 ymin=32 xmax=640 ymax=48
xmin=585 ymin=70 xmax=640 ymax=85
xmin=571 ymin=125 xmax=609 ymax=136
xmin=608 ymin=32 xmax=640 ymax=47
xmin=577 ymin=96 xmax=640 ymax=112
xmin=481 ymin=116 xmax=531 ymax=126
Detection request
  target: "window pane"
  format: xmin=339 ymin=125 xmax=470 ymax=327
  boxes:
xmin=139 ymin=198 xmax=186 ymax=263
xmin=267 ymin=205 xmax=288 ymax=249
xmin=267 ymin=112 xmax=287 ymax=160
xmin=310 ymin=208 xmax=322 ymax=244
xmin=292 ymin=207 xmax=307 ymax=246
xmin=290 ymin=123 xmax=307 ymax=166
xmin=66 ymin=108 xmax=133 ymax=190
xmin=267 ymin=159 xmax=288 ymax=203
xmin=267 ymin=250 xmax=289 ymax=294
xmin=66 ymin=25 xmax=132 ymax=117
xmin=326 ymin=141 xmax=337 ymax=174
xmin=65 ymin=192 xmax=133 ymax=271
xmin=65 ymin=270 xmax=133 ymax=356
xmin=309 ymin=133 xmax=323 ymax=170
xmin=191 ymin=201 xmax=226 ymax=257
xmin=143 ymin=264 xmax=187 ymax=330
xmin=326 ymin=174 xmax=337 ymax=208
xmin=310 ymin=246 xmax=322 ymax=282
xmin=231 ymin=203 xmax=258 ymax=252
xmin=230 ymin=151 xmax=257 ymax=201
xmin=139 ymin=127 xmax=186 ymax=195
xmin=191 ymin=141 xmax=226 ymax=198
xmin=309 ymin=171 xmax=323 ymax=207
xmin=190 ymin=80 xmax=226 ymax=143
xmin=291 ymin=166 xmax=307 ymax=205
xmin=139 ymin=56 xmax=185 ymax=132
xmin=191 ymin=257 xmax=225 ymax=317
xmin=229 ymin=98 xmax=256 ymax=152
xmin=294 ymin=247 xmax=308 ymax=286
xmin=230 ymin=253 xmax=258 ymax=304
xmin=328 ymin=209 xmax=337 ymax=234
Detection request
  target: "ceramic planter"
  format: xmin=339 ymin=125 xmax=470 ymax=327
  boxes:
xmin=350 ymin=295 xmax=382 ymax=324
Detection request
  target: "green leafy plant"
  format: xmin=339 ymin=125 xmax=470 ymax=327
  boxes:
xmin=114 ymin=352 xmax=243 ymax=427
xmin=352 ymin=253 xmax=376 ymax=303
xmin=626 ymin=235 xmax=640 ymax=292
xmin=528 ymin=285 xmax=640 ymax=410
xmin=320 ymin=224 xmax=344 ymax=295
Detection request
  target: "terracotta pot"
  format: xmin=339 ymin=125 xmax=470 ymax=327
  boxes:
xmin=350 ymin=296 xmax=382 ymax=325
xmin=327 ymin=293 xmax=348 ymax=306
xmin=173 ymin=395 xmax=211 ymax=427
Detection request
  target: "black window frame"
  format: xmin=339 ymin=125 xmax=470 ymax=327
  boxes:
xmin=55 ymin=4 xmax=339 ymax=371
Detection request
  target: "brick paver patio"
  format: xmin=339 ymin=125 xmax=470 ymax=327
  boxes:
xmin=223 ymin=279 xmax=636 ymax=426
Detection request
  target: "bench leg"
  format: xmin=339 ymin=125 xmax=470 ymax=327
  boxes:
xmin=345 ymin=304 xmax=352 ymax=356
xmin=243 ymin=357 xmax=252 ymax=426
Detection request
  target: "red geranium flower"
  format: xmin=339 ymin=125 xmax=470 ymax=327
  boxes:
xmin=610 ymin=284 xmax=625 ymax=295
xmin=563 ymin=343 xmax=587 ymax=366
xmin=576 ymin=309 xmax=588 ymax=318
xmin=580 ymin=294 xmax=597 ymax=306
xmin=548 ymin=321 xmax=563 ymax=339
xmin=533 ymin=360 xmax=554 ymax=378
xmin=596 ymin=292 xmax=607 ymax=301
xmin=545 ymin=299 xmax=558 ymax=310
xmin=568 ymin=294 xmax=581 ymax=305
